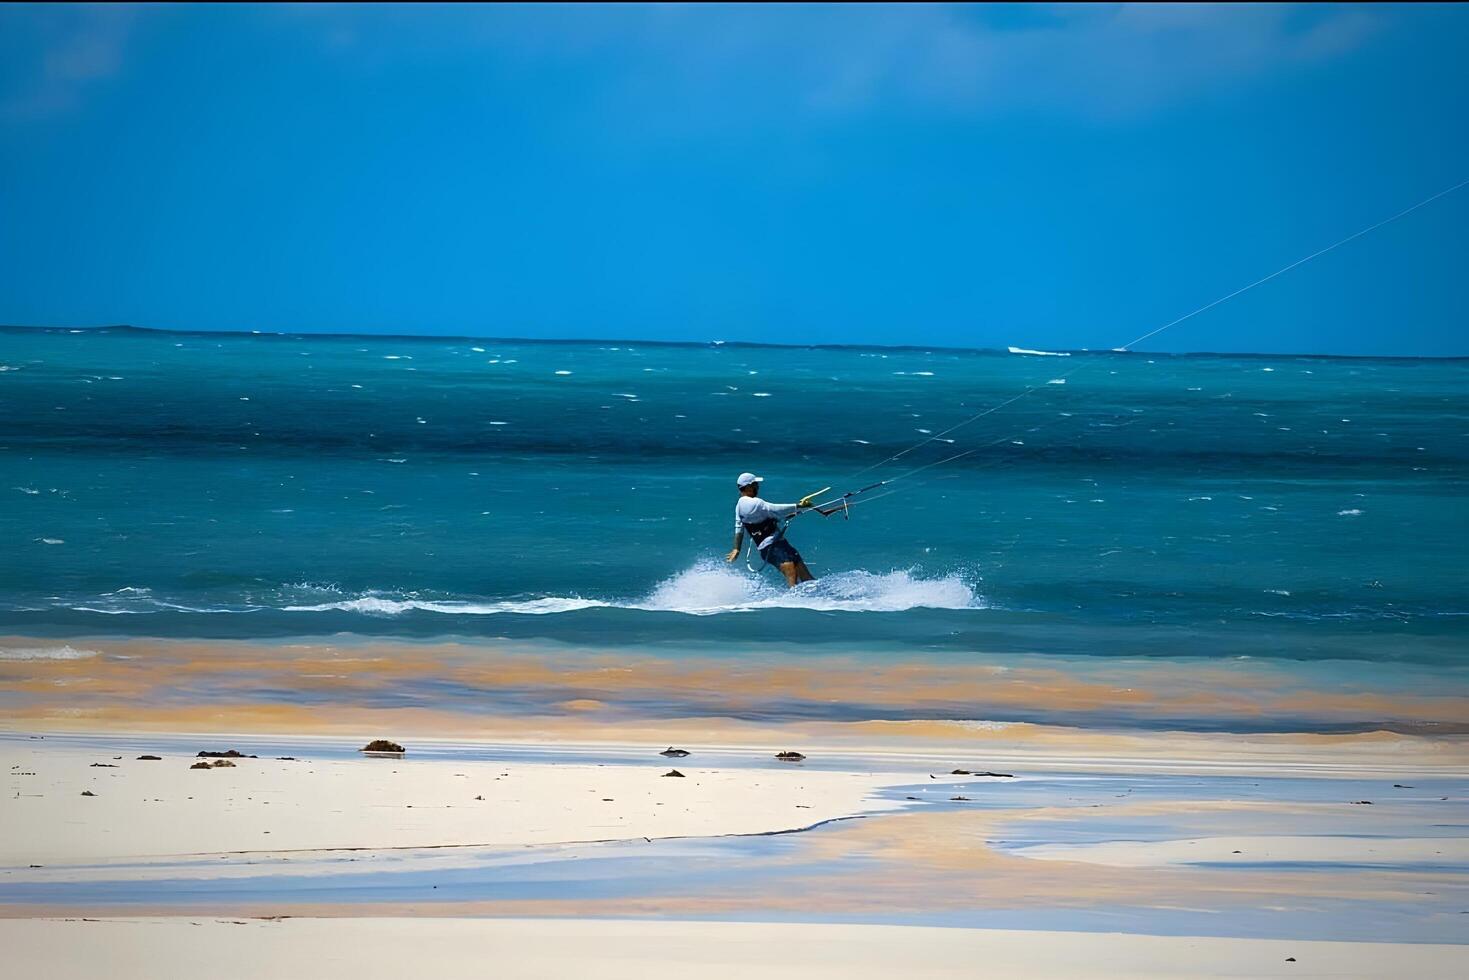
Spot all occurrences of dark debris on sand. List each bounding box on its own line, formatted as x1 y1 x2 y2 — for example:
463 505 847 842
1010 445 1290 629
662 770 686 778
197 750 256 759
360 740 406 754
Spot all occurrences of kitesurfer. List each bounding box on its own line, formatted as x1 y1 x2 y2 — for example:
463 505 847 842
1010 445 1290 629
725 472 823 587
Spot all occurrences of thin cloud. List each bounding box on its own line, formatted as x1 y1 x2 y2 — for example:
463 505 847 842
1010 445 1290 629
773 3 1385 119
283 3 1383 122
2 4 1383 123
1 4 141 119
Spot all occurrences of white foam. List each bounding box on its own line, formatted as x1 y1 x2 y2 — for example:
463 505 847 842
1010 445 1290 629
1008 347 1070 357
635 562 980 615
284 595 610 616
1337 509 1363 516
278 563 980 618
0 645 98 661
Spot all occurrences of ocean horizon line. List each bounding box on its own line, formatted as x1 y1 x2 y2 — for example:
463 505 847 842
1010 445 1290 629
3 322 1465 364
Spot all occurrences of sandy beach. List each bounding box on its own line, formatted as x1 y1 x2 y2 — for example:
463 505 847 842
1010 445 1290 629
2 739 908 866
3 714 1466 977
5 917 1466 979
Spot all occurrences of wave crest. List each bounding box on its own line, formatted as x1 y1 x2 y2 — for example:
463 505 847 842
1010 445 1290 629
278 562 979 617
39 564 981 620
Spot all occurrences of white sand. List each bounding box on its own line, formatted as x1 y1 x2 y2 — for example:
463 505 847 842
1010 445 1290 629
1013 835 1469 868
1 742 910 866
2 918 1464 979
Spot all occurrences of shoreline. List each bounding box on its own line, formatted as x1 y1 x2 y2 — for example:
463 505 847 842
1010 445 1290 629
5 633 1468 744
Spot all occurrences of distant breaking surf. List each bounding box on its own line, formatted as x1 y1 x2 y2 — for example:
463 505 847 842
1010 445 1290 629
1008 346 1071 357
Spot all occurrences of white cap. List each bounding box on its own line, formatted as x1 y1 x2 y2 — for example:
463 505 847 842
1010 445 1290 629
736 472 762 488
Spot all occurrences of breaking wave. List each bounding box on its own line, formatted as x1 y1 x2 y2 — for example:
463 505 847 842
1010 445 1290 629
41 564 981 619
280 561 980 617
636 560 980 614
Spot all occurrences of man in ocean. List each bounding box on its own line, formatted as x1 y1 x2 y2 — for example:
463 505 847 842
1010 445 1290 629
725 472 822 587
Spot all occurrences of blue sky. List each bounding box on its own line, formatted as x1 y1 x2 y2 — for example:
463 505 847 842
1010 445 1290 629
1 4 1466 355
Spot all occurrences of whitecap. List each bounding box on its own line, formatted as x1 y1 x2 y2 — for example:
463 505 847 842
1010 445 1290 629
1047 378 1065 385
1008 347 1070 357
555 370 573 376
38 537 64 544
1337 509 1363 516
751 392 772 397
13 487 39 495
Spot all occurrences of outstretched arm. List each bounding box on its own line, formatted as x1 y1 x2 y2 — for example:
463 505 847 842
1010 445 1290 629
726 530 744 562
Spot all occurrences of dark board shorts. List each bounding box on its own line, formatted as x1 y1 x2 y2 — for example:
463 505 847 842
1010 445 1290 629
761 538 802 567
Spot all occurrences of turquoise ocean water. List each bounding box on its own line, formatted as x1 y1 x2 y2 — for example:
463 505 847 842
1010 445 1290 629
3 325 1466 666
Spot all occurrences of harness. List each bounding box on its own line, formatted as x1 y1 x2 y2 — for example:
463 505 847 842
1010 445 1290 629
740 517 784 548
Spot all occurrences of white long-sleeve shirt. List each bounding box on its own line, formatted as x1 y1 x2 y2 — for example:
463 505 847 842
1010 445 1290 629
735 496 798 550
